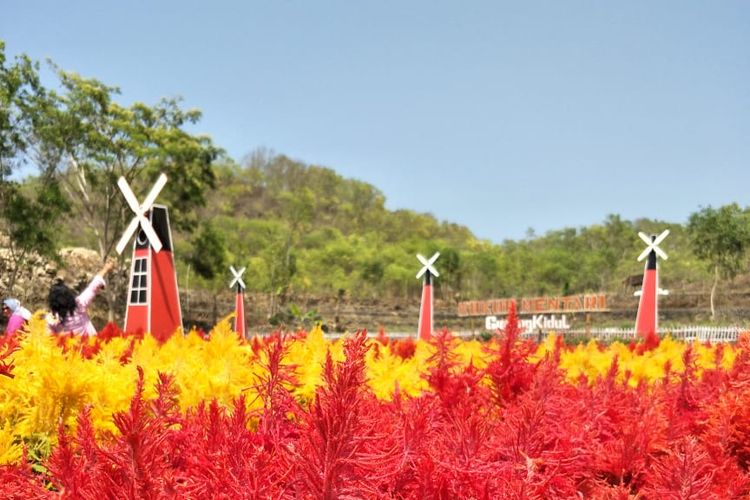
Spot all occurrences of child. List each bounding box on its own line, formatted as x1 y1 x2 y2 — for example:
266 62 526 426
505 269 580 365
47 260 114 335
2 298 32 335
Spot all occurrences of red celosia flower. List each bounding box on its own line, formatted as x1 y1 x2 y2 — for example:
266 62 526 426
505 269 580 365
392 336 416 359
0 334 20 378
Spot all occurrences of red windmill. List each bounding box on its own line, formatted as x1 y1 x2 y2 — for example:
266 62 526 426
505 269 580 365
634 230 669 337
416 252 440 341
229 265 246 338
116 173 182 339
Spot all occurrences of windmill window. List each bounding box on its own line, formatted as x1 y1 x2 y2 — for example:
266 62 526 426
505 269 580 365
130 257 148 304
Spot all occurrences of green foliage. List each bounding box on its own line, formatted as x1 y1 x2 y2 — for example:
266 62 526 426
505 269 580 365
688 204 750 280
2 180 69 259
186 222 227 281
169 153 732 307
687 204 750 319
1 42 70 292
268 303 321 329
1 44 223 315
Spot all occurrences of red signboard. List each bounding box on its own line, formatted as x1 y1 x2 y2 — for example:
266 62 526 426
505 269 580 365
457 293 608 317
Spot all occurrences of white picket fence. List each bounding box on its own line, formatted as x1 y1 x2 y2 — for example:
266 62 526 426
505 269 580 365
326 326 746 343
518 326 745 343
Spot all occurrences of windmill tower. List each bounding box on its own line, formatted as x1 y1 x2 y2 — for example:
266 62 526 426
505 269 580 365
634 230 669 337
416 252 440 341
116 173 182 338
229 265 247 338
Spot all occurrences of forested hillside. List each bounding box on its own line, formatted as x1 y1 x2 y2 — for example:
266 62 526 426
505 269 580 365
170 152 732 303
29 148 750 325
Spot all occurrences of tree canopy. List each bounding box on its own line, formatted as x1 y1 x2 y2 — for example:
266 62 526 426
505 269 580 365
688 204 750 319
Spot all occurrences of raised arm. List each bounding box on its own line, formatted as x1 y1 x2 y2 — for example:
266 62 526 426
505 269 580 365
77 260 115 309
97 260 115 279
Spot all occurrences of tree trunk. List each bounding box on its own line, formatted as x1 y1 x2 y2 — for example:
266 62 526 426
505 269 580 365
7 253 21 297
710 264 719 321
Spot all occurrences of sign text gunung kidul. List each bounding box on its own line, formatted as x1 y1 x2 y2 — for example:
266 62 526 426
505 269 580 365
457 294 608 332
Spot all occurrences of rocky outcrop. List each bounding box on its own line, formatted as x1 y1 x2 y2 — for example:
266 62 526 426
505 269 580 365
0 243 102 311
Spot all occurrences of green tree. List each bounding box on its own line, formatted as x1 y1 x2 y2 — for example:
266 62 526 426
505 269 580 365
186 221 227 281
687 204 750 320
1 40 36 177
1 180 69 294
24 62 220 318
1 41 70 294
439 246 461 301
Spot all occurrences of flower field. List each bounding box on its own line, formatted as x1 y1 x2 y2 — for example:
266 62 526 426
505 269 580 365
0 313 749 498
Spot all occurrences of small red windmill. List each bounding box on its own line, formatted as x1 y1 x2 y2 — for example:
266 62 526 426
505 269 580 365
634 230 669 337
416 252 440 341
116 173 182 339
229 265 246 338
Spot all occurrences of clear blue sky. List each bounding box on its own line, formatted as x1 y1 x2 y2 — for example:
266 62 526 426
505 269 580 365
3 1 748 243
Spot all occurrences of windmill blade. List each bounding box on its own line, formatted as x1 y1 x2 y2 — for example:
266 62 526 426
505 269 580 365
653 229 670 246
427 252 440 265
427 252 440 276
115 216 141 255
229 276 245 289
229 266 247 289
139 215 163 252
416 252 440 278
140 173 168 212
637 247 651 262
637 232 652 246
654 246 668 260
416 254 427 278
118 177 142 213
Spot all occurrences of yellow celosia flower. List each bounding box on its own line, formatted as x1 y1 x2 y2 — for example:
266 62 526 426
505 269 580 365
0 420 22 465
366 342 429 400
0 315 742 469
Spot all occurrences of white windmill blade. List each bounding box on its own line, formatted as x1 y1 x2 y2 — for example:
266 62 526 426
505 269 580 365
654 245 668 261
637 232 652 246
229 265 246 289
115 216 141 255
416 252 440 279
118 177 142 213
653 229 670 246
140 173 168 211
637 246 652 262
637 229 669 262
116 175 166 254
426 251 440 266
139 215 163 252
653 230 669 260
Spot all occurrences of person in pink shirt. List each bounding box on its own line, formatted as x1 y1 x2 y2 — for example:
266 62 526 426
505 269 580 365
3 298 32 335
47 260 114 336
